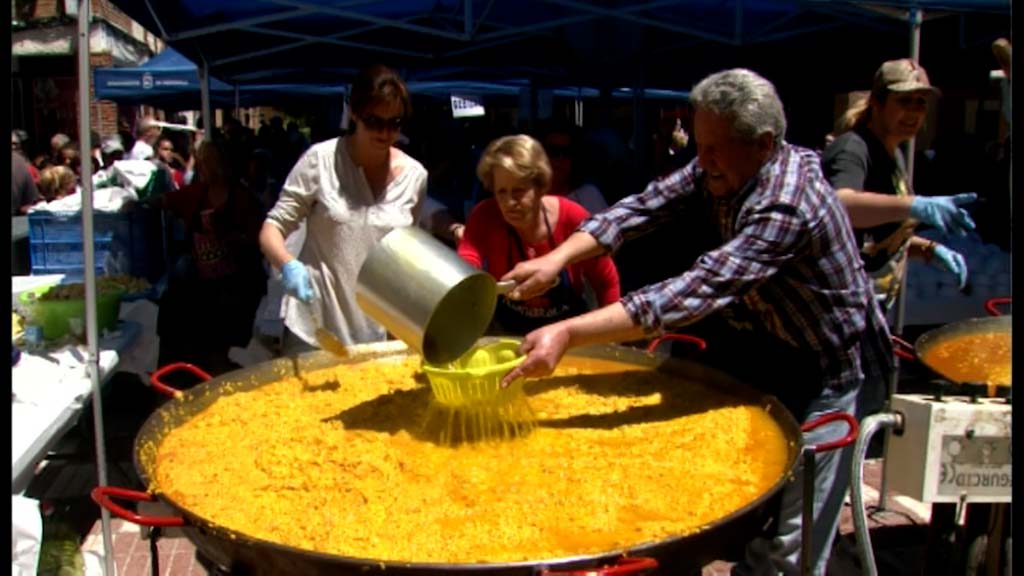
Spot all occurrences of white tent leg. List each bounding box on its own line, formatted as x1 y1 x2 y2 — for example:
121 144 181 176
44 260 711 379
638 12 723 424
77 1 115 574
877 5 923 514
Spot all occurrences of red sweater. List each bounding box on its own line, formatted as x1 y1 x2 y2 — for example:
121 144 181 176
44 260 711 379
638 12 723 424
457 196 620 306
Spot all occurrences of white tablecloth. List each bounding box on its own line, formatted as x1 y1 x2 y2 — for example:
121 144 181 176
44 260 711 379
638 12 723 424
11 322 141 494
11 275 156 494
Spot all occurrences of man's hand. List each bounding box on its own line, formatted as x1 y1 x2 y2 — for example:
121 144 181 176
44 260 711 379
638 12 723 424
909 193 978 236
500 323 572 387
501 253 564 301
932 244 969 290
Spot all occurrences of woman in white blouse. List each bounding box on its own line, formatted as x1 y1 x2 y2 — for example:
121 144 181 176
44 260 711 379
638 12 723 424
259 65 427 354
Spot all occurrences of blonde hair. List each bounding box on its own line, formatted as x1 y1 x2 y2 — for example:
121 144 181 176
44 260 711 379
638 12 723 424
37 165 76 201
832 92 871 137
476 134 552 193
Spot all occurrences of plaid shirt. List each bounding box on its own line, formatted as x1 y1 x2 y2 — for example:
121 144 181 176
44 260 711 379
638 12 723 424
580 143 893 390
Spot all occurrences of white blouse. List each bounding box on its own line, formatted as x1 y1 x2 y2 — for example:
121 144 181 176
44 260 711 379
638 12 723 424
266 136 427 346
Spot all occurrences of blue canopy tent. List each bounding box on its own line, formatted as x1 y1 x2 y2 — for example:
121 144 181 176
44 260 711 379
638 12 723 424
99 1 1009 89
99 0 1009 146
407 79 689 100
93 46 236 110
95 47 352 110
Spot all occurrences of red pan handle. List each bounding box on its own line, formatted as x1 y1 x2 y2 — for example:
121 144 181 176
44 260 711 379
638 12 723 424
541 557 659 575
150 362 212 398
800 411 859 453
890 336 916 362
984 297 1011 317
91 486 186 527
646 333 707 354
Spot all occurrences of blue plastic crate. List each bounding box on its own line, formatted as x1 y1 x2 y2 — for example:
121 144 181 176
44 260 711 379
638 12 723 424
28 209 166 282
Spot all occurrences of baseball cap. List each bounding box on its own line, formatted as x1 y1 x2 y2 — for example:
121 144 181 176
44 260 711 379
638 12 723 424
101 135 125 155
873 59 940 96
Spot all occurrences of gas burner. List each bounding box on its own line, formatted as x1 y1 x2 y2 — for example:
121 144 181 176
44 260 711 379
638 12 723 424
923 379 1011 404
886 392 1012 504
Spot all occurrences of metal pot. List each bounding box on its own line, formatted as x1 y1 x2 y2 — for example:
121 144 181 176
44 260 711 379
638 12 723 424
355 226 501 365
93 338 856 576
892 297 1012 398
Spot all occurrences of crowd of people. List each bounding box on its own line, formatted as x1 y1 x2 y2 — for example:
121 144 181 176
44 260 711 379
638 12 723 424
8 46 1011 573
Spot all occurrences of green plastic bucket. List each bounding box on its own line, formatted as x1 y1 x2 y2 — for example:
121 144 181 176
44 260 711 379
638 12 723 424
18 284 125 340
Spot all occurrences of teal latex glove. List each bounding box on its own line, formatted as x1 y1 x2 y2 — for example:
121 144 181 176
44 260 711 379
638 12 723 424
281 259 314 303
909 193 978 236
932 244 968 290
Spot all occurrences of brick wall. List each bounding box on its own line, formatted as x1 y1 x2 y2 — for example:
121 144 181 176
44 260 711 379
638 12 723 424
93 0 133 35
21 0 160 138
89 52 120 136
29 0 132 28
31 0 60 19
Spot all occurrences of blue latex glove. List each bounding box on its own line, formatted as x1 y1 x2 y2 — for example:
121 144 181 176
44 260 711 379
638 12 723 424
909 193 978 236
281 259 314 303
932 244 968 290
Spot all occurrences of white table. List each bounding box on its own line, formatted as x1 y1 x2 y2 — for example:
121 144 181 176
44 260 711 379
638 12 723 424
11 321 141 494
11 274 150 494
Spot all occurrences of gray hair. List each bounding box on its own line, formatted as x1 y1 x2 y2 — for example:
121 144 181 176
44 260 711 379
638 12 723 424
690 68 787 146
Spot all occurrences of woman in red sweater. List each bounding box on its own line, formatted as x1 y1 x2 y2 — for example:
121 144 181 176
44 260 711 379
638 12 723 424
458 134 620 335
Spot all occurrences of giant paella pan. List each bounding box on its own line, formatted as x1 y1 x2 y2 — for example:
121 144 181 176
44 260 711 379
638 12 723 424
94 337 856 575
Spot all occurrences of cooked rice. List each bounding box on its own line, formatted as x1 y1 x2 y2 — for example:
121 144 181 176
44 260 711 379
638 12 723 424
152 355 791 563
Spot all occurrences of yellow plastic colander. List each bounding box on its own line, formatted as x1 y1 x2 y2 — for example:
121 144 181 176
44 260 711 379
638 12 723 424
421 339 526 407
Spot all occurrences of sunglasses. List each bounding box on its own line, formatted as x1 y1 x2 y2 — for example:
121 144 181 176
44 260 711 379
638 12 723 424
360 114 403 132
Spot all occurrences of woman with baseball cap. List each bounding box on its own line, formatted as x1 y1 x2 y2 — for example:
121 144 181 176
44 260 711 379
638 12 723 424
822 58 976 312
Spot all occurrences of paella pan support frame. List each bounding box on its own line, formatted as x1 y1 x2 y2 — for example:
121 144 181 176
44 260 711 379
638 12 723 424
799 412 859 576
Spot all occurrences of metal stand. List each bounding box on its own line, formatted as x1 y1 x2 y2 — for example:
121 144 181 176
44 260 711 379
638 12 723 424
801 447 816 576
150 526 162 576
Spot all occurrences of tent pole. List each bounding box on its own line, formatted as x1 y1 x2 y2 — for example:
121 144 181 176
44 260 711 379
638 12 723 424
575 87 583 127
877 5 923 515
78 1 115 574
200 62 212 141
632 75 645 176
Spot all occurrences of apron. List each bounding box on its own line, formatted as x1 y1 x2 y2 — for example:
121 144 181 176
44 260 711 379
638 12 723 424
860 154 917 312
491 209 589 335
192 207 239 280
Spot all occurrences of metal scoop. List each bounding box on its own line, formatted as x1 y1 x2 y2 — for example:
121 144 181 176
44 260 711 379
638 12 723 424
302 296 348 358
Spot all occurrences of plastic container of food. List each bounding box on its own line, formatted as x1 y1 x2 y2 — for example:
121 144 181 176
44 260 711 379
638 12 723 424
17 283 125 340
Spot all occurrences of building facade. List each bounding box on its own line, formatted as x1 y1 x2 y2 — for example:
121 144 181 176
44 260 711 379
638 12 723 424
12 0 160 156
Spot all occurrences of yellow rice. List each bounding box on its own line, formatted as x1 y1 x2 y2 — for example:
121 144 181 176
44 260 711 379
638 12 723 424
152 355 791 563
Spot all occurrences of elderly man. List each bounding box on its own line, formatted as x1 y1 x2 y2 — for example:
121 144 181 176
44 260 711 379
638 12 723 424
502 68 893 575
127 117 161 161
49 132 70 165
